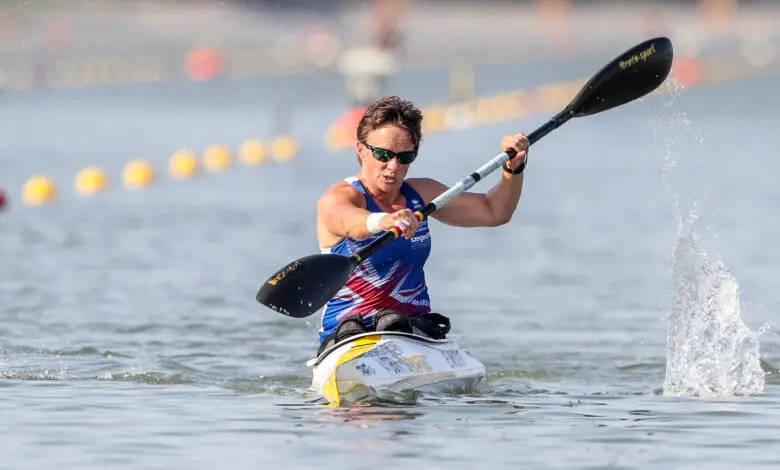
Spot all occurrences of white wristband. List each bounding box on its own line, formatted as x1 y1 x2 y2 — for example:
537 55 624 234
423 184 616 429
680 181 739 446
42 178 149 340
366 212 387 235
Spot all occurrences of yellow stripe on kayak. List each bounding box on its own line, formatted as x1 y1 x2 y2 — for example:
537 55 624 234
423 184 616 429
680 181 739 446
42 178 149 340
322 335 380 407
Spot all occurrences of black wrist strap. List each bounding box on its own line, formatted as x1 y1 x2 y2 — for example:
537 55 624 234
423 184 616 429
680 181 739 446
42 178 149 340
503 159 526 175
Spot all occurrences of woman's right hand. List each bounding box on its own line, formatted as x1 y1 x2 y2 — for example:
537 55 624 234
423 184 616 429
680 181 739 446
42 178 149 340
381 208 420 239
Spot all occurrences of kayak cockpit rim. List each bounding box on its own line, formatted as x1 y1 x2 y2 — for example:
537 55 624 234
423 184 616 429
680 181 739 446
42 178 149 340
306 331 464 367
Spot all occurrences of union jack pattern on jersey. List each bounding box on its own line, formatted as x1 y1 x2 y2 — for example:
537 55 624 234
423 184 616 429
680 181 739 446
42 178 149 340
318 177 432 342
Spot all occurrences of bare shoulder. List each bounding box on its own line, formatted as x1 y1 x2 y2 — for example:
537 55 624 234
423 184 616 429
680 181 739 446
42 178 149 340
317 180 366 211
405 177 448 204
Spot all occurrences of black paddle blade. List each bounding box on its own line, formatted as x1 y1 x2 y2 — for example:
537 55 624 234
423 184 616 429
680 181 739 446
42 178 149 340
569 37 674 118
255 254 357 318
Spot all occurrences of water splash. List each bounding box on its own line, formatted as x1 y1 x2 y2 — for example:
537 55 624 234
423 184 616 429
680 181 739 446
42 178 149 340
663 223 765 397
651 77 715 228
651 77 766 398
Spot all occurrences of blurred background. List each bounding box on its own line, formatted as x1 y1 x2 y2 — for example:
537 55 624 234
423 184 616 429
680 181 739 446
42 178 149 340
0 0 779 208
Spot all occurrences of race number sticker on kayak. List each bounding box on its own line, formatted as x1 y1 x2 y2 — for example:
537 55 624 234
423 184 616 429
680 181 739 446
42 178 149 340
367 351 433 376
440 349 465 368
399 354 433 374
377 354 432 375
376 355 404 375
363 342 403 358
355 362 376 377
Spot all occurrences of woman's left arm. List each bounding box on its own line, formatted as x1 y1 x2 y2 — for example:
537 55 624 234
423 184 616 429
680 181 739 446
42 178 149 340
406 133 529 228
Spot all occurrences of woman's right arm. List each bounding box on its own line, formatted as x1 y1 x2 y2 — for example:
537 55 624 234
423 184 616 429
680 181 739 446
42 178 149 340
317 184 377 241
317 184 420 242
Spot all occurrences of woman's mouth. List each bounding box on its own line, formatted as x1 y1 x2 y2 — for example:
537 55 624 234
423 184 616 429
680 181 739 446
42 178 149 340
382 175 396 184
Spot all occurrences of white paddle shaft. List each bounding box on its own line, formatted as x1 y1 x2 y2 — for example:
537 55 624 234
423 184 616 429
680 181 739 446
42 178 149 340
428 151 514 211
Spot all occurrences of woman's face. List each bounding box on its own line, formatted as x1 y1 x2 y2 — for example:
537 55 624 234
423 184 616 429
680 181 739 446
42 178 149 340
358 124 417 195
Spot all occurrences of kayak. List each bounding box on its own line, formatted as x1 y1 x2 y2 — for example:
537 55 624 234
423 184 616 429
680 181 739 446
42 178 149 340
307 331 486 406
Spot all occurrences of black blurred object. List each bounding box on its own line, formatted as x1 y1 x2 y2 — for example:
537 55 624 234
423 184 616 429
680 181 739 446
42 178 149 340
374 310 414 334
375 24 403 53
409 313 451 340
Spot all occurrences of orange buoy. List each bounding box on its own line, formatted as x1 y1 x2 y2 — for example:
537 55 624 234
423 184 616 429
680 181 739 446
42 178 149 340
671 57 702 88
185 48 224 81
326 106 365 151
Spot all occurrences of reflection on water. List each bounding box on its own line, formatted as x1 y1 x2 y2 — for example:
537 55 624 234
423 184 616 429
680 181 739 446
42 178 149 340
318 402 426 425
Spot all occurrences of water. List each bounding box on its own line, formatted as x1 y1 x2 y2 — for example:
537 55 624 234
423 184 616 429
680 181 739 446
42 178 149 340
664 226 766 397
653 80 769 398
1 63 779 468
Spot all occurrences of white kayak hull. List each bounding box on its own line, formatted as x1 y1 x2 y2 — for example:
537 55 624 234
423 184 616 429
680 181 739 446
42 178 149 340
307 331 486 406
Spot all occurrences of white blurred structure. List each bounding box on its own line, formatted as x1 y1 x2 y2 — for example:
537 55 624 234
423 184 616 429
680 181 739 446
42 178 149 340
0 0 778 97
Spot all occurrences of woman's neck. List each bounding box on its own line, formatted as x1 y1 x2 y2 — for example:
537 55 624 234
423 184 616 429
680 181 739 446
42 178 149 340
359 176 400 208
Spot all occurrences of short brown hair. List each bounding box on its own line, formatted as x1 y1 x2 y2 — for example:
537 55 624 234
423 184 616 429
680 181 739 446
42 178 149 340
357 96 423 150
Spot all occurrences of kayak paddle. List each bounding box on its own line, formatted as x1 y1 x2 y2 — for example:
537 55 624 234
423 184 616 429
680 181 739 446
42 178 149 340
256 36 674 318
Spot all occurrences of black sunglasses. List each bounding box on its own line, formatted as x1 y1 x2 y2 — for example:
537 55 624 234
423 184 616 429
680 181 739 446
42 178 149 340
362 142 418 165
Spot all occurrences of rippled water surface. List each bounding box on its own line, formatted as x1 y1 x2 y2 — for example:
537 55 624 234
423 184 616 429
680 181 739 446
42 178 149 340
1 64 779 469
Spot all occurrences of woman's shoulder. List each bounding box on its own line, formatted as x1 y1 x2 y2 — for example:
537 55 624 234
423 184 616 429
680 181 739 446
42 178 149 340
318 179 366 208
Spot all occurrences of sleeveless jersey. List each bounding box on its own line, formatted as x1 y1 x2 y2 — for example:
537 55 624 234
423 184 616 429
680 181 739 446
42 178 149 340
318 177 432 342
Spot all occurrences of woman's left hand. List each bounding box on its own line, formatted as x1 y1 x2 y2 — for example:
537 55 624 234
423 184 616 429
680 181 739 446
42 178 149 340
501 133 529 171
